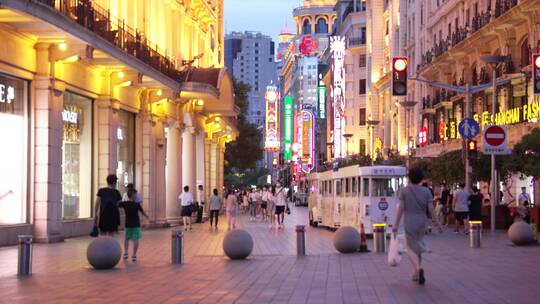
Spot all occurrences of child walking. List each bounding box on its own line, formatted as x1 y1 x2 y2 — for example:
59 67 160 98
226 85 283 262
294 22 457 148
118 188 148 261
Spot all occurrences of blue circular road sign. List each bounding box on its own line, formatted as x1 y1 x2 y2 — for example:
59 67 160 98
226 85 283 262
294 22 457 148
458 118 480 139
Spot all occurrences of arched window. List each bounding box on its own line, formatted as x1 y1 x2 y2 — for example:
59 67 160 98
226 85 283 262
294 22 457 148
302 19 311 35
521 38 531 68
315 18 328 34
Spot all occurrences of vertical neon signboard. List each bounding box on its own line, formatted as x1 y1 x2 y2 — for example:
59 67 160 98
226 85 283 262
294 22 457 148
330 36 346 159
301 110 315 173
318 83 327 119
264 86 279 151
283 96 293 160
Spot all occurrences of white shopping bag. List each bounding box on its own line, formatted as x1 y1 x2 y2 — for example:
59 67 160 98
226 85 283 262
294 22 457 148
387 234 402 267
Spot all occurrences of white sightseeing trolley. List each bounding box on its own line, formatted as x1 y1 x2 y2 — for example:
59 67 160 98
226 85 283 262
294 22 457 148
307 165 406 234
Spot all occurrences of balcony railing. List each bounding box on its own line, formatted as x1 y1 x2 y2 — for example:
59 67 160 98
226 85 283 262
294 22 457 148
36 0 188 83
419 0 520 71
348 37 366 47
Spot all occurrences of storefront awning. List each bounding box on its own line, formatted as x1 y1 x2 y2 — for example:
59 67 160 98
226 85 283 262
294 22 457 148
179 68 237 116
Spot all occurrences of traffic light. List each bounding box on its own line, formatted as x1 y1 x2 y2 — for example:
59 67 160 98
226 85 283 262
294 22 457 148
533 53 540 94
467 139 477 152
392 57 408 96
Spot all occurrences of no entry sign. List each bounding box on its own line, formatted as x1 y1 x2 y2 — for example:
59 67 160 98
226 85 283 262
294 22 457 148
483 125 509 155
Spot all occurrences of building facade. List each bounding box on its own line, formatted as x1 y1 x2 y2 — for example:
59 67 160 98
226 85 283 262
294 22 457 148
280 0 336 181
0 0 237 246
412 0 540 203
225 31 277 126
331 0 368 157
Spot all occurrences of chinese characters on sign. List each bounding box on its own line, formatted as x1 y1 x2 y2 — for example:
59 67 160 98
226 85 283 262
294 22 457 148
283 96 294 161
330 36 346 159
301 110 315 173
264 86 279 151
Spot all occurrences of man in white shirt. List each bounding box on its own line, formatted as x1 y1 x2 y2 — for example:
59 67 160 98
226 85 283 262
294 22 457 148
249 189 261 221
452 183 470 234
518 187 532 207
179 186 194 231
274 182 288 228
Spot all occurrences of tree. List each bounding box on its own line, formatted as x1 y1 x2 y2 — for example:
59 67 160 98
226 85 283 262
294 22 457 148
224 79 263 174
501 127 540 180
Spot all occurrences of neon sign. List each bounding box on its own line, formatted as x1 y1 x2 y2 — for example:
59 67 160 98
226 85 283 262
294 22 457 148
318 83 327 119
330 36 346 159
301 110 315 173
418 128 428 146
264 86 279 151
283 96 294 161
300 35 319 55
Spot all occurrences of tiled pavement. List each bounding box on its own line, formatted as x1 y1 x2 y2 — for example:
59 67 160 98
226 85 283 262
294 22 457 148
1 207 539 304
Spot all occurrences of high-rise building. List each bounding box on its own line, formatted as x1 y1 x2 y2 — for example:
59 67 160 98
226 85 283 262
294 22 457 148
225 31 278 126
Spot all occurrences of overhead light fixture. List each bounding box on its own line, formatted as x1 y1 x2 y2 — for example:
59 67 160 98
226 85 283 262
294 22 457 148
197 99 204 106
156 89 163 96
117 71 125 78
58 42 68 51
215 116 221 122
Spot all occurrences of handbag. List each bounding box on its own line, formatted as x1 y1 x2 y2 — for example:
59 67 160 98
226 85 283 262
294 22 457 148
388 234 402 266
286 206 291 214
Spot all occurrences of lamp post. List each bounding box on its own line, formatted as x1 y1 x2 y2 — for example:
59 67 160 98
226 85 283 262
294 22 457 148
481 54 506 233
343 133 353 158
367 119 380 166
399 101 418 170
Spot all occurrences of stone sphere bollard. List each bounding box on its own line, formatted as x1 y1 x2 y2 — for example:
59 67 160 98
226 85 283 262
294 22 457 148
333 226 361 254
87 236 122 269
223 229 254 260
508 221 534 246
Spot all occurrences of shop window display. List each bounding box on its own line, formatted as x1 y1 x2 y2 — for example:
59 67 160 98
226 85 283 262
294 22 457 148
62 92 92 219
117 110 135 194
0 74 28 225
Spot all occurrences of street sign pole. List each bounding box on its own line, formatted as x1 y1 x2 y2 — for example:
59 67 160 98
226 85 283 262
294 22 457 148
465 84 471 191
491 68 497 233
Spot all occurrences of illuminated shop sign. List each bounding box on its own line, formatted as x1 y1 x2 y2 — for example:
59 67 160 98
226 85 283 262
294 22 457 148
0 83 15 104
418 128 428 146
283 96 294 161
300 35 319 55
63 104 83 143
301 110 315 173
264 86 279 151
330 36 346 158
318 83 327 119
473 101 540 128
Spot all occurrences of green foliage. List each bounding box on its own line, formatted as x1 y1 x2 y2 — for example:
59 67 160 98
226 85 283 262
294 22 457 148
412 150 464 185
224 79 263 174
501 127 540 179
224 167 270 188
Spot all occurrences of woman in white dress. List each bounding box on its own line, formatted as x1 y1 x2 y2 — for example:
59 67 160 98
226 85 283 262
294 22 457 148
393 167 442 285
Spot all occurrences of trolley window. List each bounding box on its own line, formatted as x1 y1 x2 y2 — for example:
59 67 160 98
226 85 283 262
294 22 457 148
362 178 370 196
345 178 350 196
329 180 333 194
372 178 396 197
336 179 342 196
352 177 357 195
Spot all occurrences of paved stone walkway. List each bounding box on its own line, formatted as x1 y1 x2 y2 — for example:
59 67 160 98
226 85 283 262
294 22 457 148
0 207 539 304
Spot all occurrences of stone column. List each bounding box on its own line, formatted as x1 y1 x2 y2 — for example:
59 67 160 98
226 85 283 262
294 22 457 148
182 126 197 194
33 44 64 242
96 98 119 188
166 121 182 224
217 142 225 195
210 140 218 193
141 114 156 225
204 137 212 200
153 119 167 225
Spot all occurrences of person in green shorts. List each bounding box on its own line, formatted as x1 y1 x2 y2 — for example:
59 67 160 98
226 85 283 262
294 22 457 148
118 188 148 261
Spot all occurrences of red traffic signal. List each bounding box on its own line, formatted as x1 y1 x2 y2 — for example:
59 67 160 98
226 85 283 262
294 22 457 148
467 139 477 152
533 53 540 94
392 57 408 96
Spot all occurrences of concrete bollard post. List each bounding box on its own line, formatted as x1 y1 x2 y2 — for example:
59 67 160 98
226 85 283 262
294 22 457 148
171 230 184 264
18 235 33 276
296 225 306 256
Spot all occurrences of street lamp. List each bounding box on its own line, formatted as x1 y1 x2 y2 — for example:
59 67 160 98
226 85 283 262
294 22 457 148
343 133 353 158
367 119 380 166
399 101 418 170
481 54 506 233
